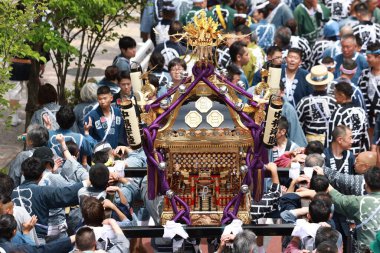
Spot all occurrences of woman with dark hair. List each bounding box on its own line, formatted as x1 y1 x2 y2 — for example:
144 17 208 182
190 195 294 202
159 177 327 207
29 83 60 130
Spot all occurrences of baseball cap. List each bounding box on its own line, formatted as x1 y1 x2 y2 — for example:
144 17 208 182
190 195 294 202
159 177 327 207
32 146 54 168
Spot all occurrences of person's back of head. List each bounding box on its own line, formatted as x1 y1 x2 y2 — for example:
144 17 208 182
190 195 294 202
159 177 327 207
148 74 160 89
66 141 79 158
56 105 76 130
80 82 98 103
355 2 370 19
149 51 166 71
233 230 257 253
315 226 342 250
305 141 324 155
26 124 49 148
342 58 357 72
310 175 329 192
313 192 333 211
274 26 291 48
316 241 338 253
89 163 109 190
305 153 325 168
0 214 17 241
80 196 105 227
38 83 57 105
308 198 331 223
321 56 335 65
104 65 119 82
335 81 353 99
76 226 96 251
168 21 183 38
0 194 13 215
285 19 297 35
119 36 136 50
364 166 380 192
0 174 14 198
331 125 349 142
32 146 54 170
21 157 44 182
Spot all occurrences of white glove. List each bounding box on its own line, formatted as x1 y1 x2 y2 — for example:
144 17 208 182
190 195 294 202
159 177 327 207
222 219 243 236
163 220 189 239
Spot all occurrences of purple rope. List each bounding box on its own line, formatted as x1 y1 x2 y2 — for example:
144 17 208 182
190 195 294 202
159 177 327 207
215 73 258 106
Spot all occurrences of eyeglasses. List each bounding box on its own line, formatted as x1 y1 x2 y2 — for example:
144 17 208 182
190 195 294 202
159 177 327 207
170 67 184 73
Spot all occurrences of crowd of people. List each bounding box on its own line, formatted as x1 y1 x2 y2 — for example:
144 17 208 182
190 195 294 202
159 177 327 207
4 0 380 252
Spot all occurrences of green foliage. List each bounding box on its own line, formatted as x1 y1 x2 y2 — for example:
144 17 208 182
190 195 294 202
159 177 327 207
0 0 47 118
45 0 139 104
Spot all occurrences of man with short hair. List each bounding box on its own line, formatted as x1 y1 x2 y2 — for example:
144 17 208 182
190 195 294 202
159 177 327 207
281 48 313 107
85 86 127 149
285 198 333 252
229 40 250 90
112 36 136 74
269 117 299 162
333 34 368 84
327 81 370 155
8 125 49 187
324 125 355 175
274 26 312 70
296 65 337 143
251 45 282 86
48 105 95 158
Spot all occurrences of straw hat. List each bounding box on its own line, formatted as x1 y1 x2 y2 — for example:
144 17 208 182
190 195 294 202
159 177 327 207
306 65 334 86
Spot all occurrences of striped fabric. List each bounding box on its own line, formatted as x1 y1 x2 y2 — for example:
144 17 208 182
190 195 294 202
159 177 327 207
352 22 380 51
296 93 338 135
310 40 334 68
357 68 380 125
323 0 351 21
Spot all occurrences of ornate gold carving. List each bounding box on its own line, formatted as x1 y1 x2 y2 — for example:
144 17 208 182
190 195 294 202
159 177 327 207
206 110 224 128
195 97 213 113
185 111 203 128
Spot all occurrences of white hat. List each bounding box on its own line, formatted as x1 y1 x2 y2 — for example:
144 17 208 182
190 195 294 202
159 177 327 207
306 65 334 86
256 1 269 10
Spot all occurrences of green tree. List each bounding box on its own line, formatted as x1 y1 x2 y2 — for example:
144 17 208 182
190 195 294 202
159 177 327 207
0 0 46 122
46 0 139 104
